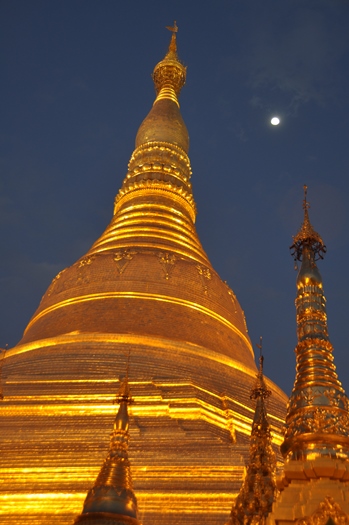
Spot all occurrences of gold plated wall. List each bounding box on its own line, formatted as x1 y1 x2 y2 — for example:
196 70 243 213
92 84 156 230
0 339 286 525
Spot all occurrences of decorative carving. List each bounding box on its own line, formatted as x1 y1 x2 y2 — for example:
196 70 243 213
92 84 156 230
113 249 137 275
78 256 94 268
285 407 349 438
157 252 176 279
323 388 342 407
196 265 212 295
47 268 66 297
296 496 349 525
114 177 196 223
242 310 249 333
76 256 95 286
224 281 238 313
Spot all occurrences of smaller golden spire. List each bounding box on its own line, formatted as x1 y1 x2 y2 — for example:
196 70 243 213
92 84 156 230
290 185 326 262
250 337 271 402
226 343 276 525
282 187 349 461
74 375 141 525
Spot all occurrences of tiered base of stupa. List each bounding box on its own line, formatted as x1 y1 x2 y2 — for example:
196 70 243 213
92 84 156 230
0 338 286 525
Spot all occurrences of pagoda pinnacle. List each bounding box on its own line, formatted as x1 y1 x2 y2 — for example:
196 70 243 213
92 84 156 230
281 187 349 461
135 22 188 152
290 185 326 262
152 21 186 107
227 345 276 525
88 24 210 264
74 377 141 525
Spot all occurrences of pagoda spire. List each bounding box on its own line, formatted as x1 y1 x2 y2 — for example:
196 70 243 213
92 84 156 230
227 342 276 525
74 376 141 525
282 185 349 461
87 23 210 265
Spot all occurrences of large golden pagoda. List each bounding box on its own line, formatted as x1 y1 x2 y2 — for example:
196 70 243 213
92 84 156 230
267 187 349 524
0 26 287 525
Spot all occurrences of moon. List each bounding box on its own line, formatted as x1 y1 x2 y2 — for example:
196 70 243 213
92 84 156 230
271 116 280 126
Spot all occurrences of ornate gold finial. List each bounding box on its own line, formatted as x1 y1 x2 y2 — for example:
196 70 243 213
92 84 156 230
282 192 349 461
250 337 271 401
166 21 178 55
166 21 178 32
227 344 276 525
290 185 326 262
152 22 186 104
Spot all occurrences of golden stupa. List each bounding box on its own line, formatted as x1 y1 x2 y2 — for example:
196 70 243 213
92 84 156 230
267 187 349 524
0 26 287 525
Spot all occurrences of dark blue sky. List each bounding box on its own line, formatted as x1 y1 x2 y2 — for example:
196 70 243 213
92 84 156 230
1 0 349 395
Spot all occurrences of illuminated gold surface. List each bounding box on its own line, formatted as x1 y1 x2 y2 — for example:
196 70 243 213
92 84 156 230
74 378 140 524
294 496 349 525
0 27 287 525
268 192 349 523
283 203 349 461
227 357 276 524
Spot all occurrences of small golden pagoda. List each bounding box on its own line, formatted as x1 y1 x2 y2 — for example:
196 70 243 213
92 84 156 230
0 26 287 525
226 348 277 525
267 187 349 524
74 377 141 525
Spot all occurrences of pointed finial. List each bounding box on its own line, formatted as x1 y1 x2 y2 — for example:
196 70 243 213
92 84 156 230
290 185 326 262
116 349 131 404
152 22 186 102
165 21 178 55
227 342 276 524
165 21 178 56
250 337 271 400
166 21 178 33
303 183 308 207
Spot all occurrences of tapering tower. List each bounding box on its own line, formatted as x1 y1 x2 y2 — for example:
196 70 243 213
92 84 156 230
268 187 349 524
74 378 141 525
0 26 287 525
226 346 276 525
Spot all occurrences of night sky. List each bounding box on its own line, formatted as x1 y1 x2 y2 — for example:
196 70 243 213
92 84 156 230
1 0 349 396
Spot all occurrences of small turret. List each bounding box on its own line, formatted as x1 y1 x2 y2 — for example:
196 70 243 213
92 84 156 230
74 377 141 525
227 343 276 525
267 187 349 524
282 186 349 461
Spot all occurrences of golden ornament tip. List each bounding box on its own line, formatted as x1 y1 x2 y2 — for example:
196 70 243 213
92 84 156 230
290 185 326 262
166 21 178 33
250 339 271 400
